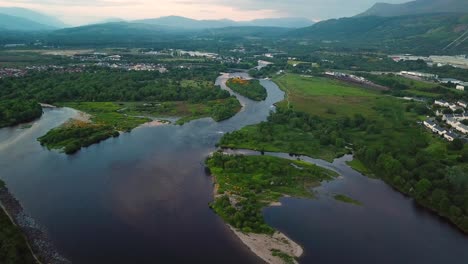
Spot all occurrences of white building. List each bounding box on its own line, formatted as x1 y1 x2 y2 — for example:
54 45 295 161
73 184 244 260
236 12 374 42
444 132 458 142
458 101 467 108
456 85 465 91
434 100 450 107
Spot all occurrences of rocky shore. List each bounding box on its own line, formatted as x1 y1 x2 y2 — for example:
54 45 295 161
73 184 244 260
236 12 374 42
0 186 70 264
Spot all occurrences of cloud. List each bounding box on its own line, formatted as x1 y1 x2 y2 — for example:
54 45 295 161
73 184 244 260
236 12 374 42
0 0 411 25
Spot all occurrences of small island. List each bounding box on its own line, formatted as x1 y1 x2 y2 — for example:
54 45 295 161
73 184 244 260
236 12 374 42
206 152 337 264
226 77 268 101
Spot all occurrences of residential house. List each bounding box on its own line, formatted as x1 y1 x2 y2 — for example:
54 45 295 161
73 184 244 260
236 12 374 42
458 101 467 108
434 100 450 107
444 132 458 142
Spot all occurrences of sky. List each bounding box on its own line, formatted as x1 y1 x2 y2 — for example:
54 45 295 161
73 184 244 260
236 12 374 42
0 0 411 25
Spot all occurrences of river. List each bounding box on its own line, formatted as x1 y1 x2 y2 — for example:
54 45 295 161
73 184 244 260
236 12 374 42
0 73 467 264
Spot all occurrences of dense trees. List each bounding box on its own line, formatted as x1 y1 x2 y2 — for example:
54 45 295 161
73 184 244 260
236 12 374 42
226 78 267 101
0 99 42 128
221 102 468 233
0 67 230 104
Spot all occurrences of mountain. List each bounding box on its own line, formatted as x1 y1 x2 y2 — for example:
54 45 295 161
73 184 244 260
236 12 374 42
133 16 313 29
46 22 184 45
0 7 67 28
244 18 314 28
289 13 468 53
0 13 55 31
357 0 468 17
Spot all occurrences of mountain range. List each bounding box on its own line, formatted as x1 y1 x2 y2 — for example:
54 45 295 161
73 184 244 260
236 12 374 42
133 16 314 29
357 0 468 17
0 7 67 29
0 0 466 53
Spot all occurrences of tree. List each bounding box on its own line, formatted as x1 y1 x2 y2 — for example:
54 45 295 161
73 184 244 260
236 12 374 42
415 178 432 200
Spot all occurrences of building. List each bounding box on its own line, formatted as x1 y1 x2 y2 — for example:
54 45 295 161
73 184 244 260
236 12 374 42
458 101 467 108
434 100 450 107
453 123 468 134
456 85 465 91
432 126 447 135
444 132 458 142
399 71 438 79
424 120 436 129
439 78 463 84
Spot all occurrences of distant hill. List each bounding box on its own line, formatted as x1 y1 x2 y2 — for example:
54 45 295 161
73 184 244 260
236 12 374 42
357 0 468 17
46 22 184 45
0 13 55 31
0 7 67 28
289 13 468 53
133 16 313 29
199 26 292 39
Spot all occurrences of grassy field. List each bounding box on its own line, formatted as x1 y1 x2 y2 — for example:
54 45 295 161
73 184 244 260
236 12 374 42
274 74 381 118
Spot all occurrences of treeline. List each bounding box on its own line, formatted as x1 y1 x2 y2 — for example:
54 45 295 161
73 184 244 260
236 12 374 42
0 99 42 128
226 78 267 101
358 73 467 101
0 66 230 104
221 105 468 232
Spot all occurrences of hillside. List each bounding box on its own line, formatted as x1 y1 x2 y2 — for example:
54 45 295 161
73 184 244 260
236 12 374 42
290 13 468 54
0 13 54 31
357 0 468 17
0 7 67 28
46 22 183 45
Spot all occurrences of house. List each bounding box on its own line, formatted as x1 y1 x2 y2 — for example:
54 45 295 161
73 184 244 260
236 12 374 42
424 120 436 129
458 101 467 108
434 100 450 107
434 126 447 135
456 85 465 91
444 132 458 142
439 78 463 84
432 125 447 135
449 104 459 111
453 123 468 134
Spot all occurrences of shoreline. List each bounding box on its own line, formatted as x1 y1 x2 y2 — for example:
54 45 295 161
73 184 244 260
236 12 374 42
212 180 303 264
229 225 303 264
0 186 70 264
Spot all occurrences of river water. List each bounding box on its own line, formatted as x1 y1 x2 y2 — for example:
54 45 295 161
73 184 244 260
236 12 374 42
0 73 467 264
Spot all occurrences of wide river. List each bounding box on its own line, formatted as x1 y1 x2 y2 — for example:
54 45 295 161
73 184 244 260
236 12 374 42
0 73 467 264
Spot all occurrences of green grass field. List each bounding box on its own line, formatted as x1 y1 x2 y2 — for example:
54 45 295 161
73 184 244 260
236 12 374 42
273 74 383 118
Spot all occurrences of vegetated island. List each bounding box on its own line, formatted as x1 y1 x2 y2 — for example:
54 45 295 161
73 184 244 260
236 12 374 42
334 194 362 206
226 77 267 101
206 152 337 264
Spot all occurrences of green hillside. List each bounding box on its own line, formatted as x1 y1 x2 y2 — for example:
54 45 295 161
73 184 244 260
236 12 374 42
290 13 468 54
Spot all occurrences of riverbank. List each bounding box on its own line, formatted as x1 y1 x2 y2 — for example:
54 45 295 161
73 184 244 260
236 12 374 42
229 225 303 264
0 185 70 264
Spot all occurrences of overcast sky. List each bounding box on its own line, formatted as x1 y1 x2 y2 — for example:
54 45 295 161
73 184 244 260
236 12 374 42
0 0 411 25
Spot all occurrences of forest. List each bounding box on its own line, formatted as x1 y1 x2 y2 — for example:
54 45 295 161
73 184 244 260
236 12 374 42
0 99 42 128
220 104 468 233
